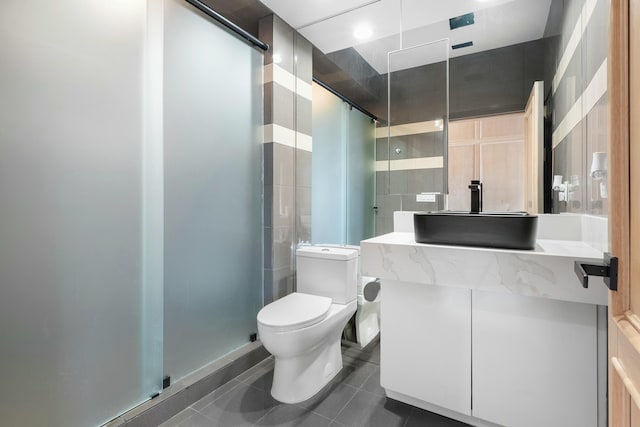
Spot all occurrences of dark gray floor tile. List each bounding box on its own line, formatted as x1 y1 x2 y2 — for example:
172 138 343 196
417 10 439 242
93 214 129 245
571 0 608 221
236 357 273 381
160 408 219 427
175 411 222 427
334 357 378 389
159 408 199 427
341 339 381 366
197 383 280 426
297 381 358 420
405 407 471 427
334 390 412 427
253 404 332 427
360 367 384 396
125 389 189 427
191 379 243 412
186 364 241 407
237 358 275 392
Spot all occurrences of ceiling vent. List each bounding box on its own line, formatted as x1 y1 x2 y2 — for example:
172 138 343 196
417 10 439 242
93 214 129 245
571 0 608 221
449 12 475 30
452 41 474 50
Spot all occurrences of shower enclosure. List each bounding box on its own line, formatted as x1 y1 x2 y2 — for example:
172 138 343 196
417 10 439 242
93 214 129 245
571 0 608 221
0 1 264 425
311 82 376 246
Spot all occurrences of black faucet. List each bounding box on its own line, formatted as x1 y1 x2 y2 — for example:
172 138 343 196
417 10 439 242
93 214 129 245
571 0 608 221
469 180 483 214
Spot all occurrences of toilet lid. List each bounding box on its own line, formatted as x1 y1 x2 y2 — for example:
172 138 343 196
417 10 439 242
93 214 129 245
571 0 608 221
257 292 332 332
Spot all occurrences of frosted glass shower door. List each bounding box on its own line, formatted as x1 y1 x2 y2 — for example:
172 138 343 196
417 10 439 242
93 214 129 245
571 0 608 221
163 0 264 381
312 83 348 244
0 1 162 426
346 109 376 245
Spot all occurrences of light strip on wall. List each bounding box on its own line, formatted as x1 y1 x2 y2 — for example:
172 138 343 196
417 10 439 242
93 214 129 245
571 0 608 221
264 63 313 101
375 119 444 138
264 124 313 152
375 156 444 171
552 0 598 95
552 59 607 148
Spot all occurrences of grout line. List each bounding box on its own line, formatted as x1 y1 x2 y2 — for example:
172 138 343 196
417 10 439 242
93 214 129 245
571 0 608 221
251 406 277 426
189 379 243 413
188 407 219 426
330 384 361 423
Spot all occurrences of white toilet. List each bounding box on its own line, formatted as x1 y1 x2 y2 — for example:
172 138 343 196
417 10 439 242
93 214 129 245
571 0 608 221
257 246 358 403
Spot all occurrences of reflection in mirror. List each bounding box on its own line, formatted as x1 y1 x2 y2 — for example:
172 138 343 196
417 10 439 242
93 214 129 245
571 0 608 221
310 82 376 246
386 39 449 217
271 0 612 237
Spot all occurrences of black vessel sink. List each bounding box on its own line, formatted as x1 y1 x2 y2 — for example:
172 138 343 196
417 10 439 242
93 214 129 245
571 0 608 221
414 211 538 250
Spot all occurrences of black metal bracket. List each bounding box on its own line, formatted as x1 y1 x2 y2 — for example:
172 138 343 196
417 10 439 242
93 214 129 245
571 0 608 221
574 252 618 291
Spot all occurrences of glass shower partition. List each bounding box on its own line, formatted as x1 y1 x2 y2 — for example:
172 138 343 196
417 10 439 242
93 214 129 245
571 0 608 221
387 39 450 215
163 0 264 382
0 1 163 425
346 108 376 245
311 82 376 246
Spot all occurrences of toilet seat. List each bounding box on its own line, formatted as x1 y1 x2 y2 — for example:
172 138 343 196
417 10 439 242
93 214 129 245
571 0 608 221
257 292 332 332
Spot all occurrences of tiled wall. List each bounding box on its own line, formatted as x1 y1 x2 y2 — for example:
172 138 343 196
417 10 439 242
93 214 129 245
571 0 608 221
259 15 313 304
550 0 610 216
374 121 445 235
373 38 551 235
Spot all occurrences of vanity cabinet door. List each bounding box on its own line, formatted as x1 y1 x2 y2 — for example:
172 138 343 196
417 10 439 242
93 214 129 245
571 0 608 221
381 280 472 415
472 291 599 427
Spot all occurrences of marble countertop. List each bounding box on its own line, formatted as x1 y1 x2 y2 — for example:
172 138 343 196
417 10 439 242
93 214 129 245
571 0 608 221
361 232 608 305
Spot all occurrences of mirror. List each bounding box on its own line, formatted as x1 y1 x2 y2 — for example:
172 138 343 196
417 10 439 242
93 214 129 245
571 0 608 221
292 0 609 234
281 0 610 240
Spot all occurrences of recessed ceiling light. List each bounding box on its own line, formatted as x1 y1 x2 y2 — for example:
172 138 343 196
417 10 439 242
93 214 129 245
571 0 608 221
353 25 373 40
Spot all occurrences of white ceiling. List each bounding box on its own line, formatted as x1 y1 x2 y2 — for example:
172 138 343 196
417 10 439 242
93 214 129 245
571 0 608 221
259 0 552 73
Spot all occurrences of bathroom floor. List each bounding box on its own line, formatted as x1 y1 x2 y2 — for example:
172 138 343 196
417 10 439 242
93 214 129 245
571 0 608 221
160 339 469 427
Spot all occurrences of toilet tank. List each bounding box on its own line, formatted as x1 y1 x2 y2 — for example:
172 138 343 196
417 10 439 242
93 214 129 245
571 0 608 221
296 246 358 304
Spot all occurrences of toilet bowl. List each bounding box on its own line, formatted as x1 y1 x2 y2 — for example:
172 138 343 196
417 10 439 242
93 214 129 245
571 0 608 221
257 246 359 403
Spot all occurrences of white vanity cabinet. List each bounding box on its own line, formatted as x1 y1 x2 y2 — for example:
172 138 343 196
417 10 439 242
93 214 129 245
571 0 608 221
472 291 598 427
362 232 608 427
381 280 471 416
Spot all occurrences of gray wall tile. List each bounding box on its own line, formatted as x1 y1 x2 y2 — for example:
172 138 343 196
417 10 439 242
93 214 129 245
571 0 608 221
376 138 389 161
271 83 295 130
273 143 294 186
264 227 273 269
272 15 295 74
264 185 273 227
583 0 609 82
296 95 312 136
407 168 444 194
271 266 295 300
263 83 273 126
296 149 312 188
263 270 274 305
263 143 273 185
296 186 312 243
272 185 294 228
389 170 408 195
272 226 293 269
295 35 313 84
376 171 388 195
